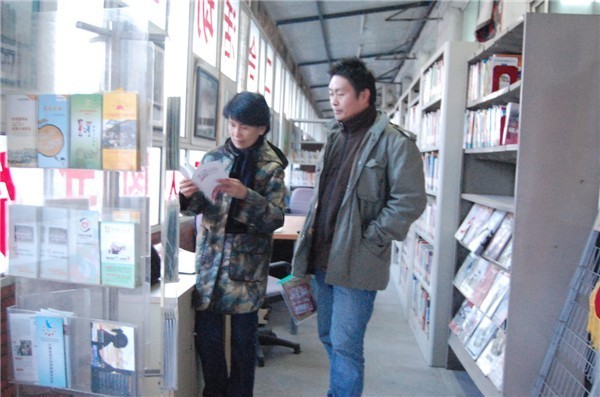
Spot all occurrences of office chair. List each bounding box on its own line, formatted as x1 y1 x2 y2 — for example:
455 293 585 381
256 261 301 367
288 187 314 214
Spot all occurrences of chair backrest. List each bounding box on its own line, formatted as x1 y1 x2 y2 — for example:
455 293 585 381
289 187 314 214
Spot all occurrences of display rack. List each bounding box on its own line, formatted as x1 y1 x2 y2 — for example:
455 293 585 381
2 4 162 396
392 41 479 367
449 13 600 396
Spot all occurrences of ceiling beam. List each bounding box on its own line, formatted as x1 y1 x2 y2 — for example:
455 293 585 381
299 49 410 67
276 1 434 26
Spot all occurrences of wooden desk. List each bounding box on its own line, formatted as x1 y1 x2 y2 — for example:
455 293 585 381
273 215 305 241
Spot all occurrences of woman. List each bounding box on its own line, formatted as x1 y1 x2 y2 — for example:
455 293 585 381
179 92 288 397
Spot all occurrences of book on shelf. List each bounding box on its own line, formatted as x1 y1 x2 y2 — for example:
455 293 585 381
102 90 140 171
502 102 519 145
455 203 493 244
91 320 137 396
489 54 522 93
70 209 101 284
39 206 72 281
34 315 68 388
8 311 38 383
466 209 507 255
479 271 510 316
70 93 102 169
6 94 38 167
465 315 498 360
37 94 70 168
100 220 139 288
8 204 41 278
482 213 513 262
476 327 506 389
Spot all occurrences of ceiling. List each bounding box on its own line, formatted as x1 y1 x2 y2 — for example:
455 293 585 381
260 0 438 118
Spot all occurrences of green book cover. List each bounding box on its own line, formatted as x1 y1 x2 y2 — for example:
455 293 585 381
70 93 102 169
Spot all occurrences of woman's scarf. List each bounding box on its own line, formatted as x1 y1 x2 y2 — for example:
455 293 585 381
224 135 264 233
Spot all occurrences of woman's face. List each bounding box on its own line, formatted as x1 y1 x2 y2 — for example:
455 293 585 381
228 119 266 149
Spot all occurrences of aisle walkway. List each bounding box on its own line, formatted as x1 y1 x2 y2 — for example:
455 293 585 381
254 281 482 397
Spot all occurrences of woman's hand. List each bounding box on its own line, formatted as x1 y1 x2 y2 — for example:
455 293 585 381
179 178 199 198
214 178 248 200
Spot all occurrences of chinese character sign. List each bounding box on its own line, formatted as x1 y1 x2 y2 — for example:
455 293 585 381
264 44 274 105
193 0 219 67
221 0 239 81
247 21 260 92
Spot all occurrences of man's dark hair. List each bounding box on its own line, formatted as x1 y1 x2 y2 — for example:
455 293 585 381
328 57 376 107
223 91 271 134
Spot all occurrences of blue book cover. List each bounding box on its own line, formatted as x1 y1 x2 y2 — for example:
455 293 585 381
37 94 69 168
35 315 67 388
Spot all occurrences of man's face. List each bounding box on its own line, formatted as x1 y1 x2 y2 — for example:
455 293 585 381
328 75 370 122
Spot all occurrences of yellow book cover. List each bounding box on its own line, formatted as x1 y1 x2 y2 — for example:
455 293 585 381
102 90 140 171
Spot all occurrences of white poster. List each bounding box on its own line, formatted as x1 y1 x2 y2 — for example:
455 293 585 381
220 0 239 81
264 44 274 106
246 21 260 92
193 0 219 67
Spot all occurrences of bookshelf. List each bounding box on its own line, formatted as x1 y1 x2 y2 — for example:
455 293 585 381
2 5 164 396
391 41 479 367
449 13 600 396
288 120 325 189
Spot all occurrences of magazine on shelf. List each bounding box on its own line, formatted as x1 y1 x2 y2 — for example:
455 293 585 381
278 275 317 324
39 206 71 281
456 306 485 345
491 292 509 328
476 327 506 386
449 299 474 337
100 220 139 288
91 320 137 396
6 94 38 167
465 316 498 359
469 264 499 307
496 238 513 269
37 94 69 168
69 209 101 284
480 271 510 316
102 90 140 171
453 253 479 290
455 204 487 241
70 93 102 169
8 204 41 278
482 213 513 262
34 315 67 388
8 312 38 383
461 206 494 248
457 256 491 303
466 209 507 255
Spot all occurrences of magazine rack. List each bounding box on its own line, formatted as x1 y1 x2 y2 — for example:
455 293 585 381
3 4 162 396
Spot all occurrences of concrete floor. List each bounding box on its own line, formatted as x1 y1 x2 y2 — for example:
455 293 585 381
254 281 483 397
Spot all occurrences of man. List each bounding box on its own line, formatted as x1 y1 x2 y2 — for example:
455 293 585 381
292 58 427 397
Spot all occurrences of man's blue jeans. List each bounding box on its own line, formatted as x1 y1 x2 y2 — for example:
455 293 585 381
314 270 377 397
